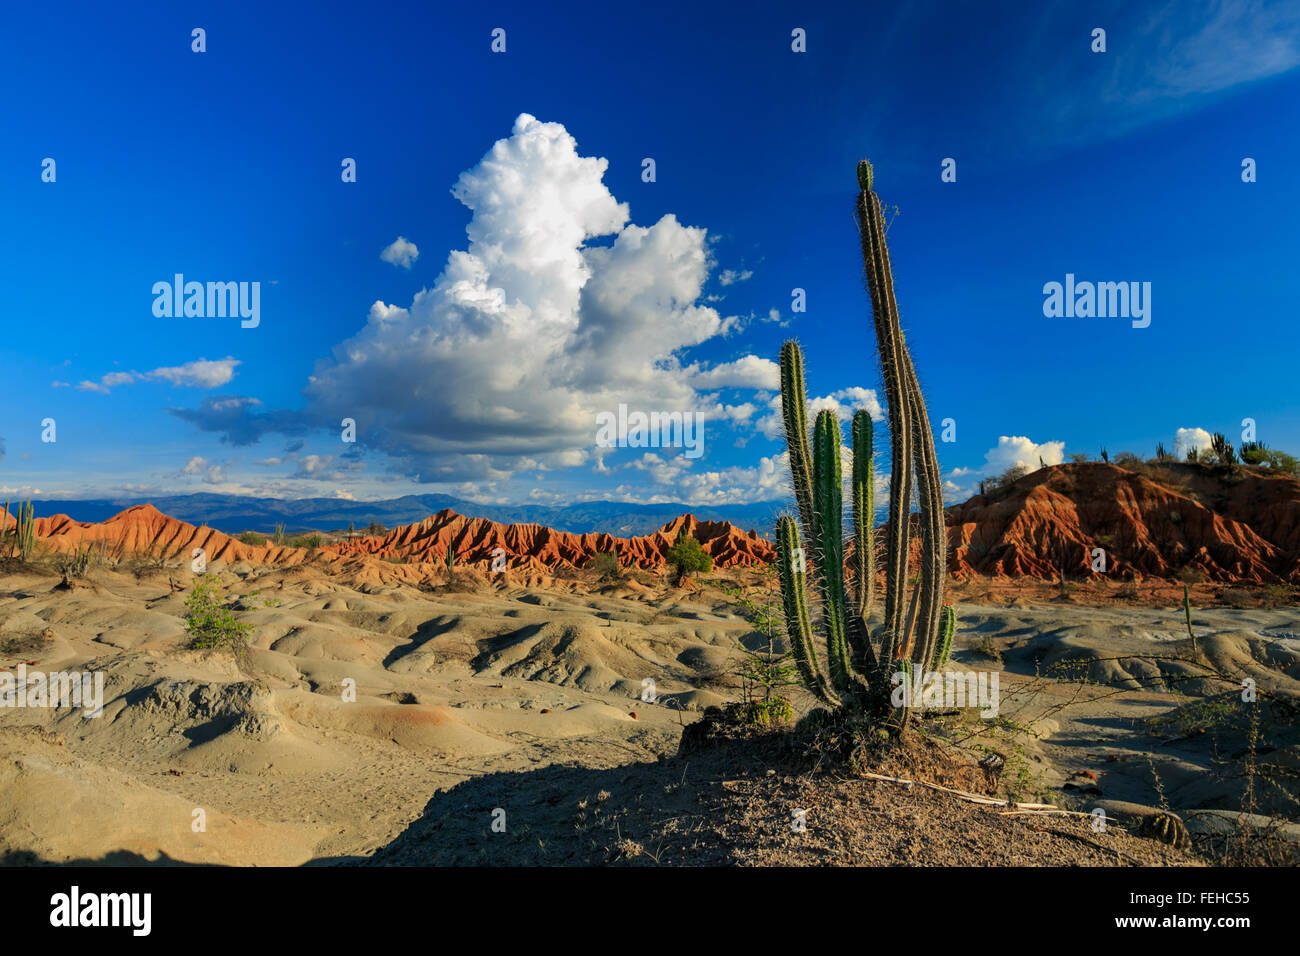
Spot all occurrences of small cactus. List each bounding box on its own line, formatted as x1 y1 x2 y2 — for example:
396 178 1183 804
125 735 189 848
930 605 956 669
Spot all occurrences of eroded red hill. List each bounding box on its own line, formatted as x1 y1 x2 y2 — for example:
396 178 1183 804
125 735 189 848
3 503 775 576
944 462 1300 584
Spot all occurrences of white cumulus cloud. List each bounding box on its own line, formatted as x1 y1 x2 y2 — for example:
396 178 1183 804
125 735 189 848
380 236 420 269
981 435 1066 474
1174 426 1214 459
687 355 779 390
296 113 762 483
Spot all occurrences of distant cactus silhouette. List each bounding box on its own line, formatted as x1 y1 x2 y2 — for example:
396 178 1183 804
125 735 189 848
1210 432 1237 466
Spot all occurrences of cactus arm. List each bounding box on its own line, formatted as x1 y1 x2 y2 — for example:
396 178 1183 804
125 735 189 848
930 604 956 669
780 342 818 566
813 410 854 695
776 516 836 705
900 349 949 673
851 409 876 621
20 499 35 561
856 163 914 673
899 573 922 660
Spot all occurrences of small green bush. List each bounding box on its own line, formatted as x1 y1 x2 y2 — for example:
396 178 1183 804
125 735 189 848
237 531 268 545
666 531 711 584
184 575 253 655
724 696 794 729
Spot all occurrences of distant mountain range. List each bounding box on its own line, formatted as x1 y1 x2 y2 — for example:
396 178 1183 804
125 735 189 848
27 493 786 538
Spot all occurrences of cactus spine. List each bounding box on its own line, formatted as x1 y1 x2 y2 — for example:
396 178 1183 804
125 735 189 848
773 160 952 733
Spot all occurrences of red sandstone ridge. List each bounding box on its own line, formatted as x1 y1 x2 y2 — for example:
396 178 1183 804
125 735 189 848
944 462 1300 584
5 504 774 574
329 509 775 571
10 504 312 566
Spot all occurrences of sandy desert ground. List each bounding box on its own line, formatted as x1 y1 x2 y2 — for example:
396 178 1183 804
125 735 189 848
1 559 1296 866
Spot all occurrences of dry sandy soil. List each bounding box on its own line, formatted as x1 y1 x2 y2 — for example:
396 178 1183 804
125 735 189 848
1 561 1296 866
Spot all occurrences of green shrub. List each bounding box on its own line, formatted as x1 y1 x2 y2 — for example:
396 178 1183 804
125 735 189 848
724 696 794 729
666 531 711 583
237 531 268 546
1240 443 1300 476
184 575 253 655
588 551 621 579
290 533 323 550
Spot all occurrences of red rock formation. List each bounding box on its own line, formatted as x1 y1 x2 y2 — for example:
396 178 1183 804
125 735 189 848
329 509 775 570
8 504 774 574
943 463 1300 584
15 504 308 565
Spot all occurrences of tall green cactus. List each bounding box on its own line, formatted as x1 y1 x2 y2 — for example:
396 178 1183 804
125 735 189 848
773 160 951 733
812 410 854 693
856 163 915 673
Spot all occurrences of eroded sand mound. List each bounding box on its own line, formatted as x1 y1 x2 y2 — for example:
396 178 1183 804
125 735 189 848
0 563 756 864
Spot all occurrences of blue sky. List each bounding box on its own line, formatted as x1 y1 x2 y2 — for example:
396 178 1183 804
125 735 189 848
2 0 1297 509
